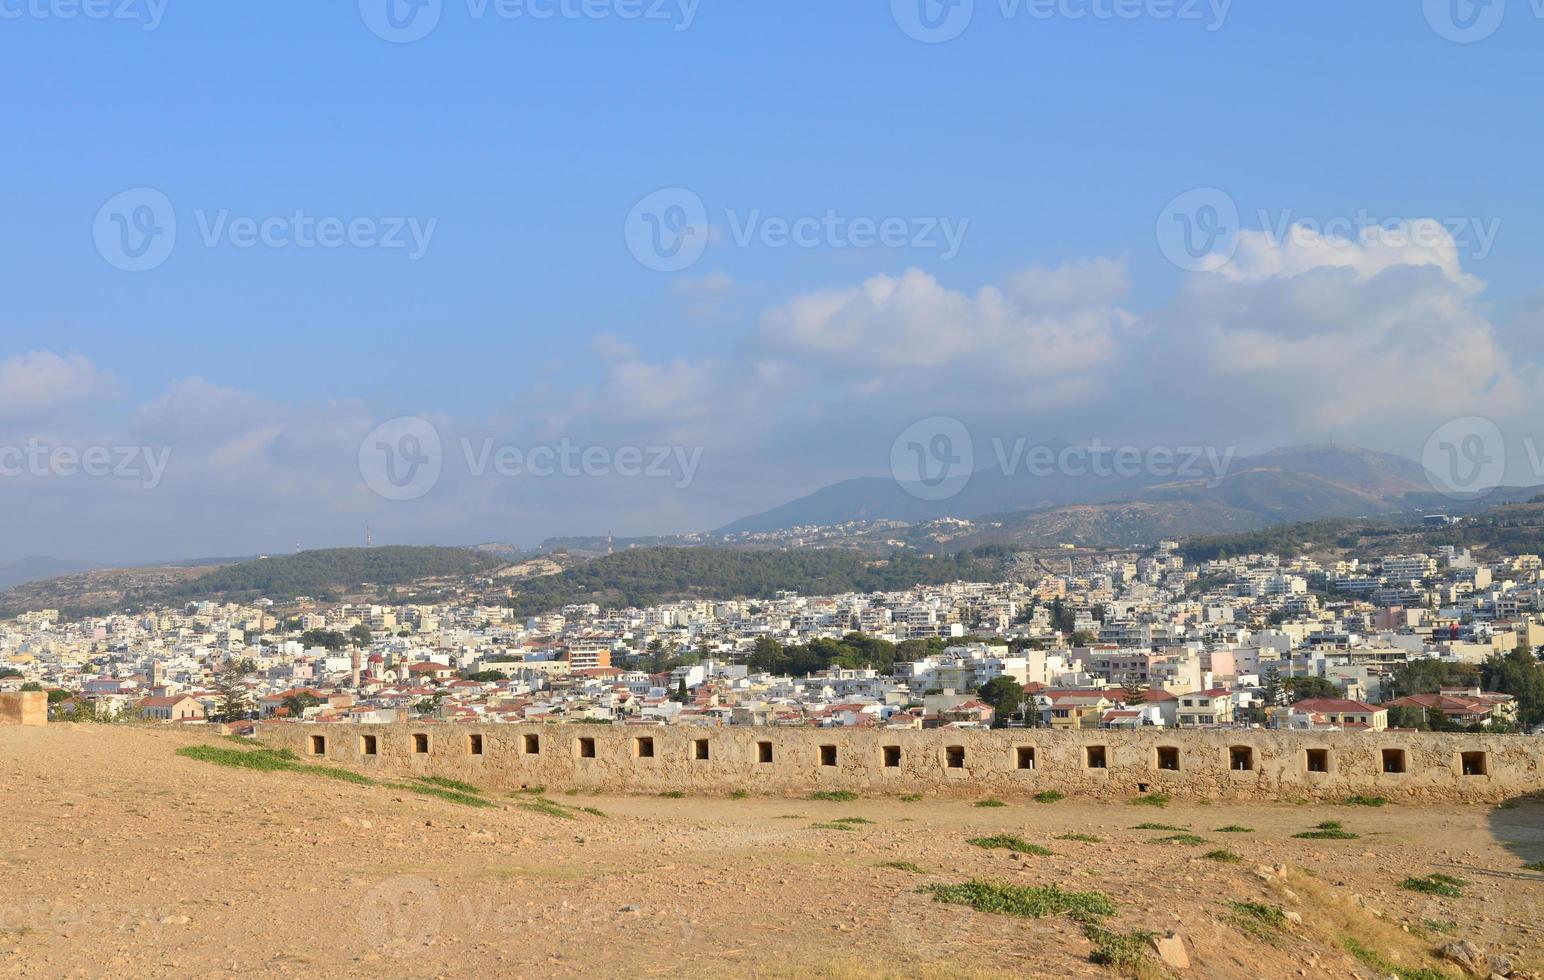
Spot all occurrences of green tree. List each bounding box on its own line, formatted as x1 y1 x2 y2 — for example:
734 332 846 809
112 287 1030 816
1284 676 1339 702
299 629 349 651
977 676 1027 728
281 693 322 717
463 670 508 682
748 636 785 674
348 624 373 648
1120 675 1148 704
215 658 257 721
1482 640 1544 727
1261 665 1285 708
1386 705 1429 730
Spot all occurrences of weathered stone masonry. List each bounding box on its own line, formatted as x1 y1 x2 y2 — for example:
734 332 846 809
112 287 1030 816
258 723 1544 804
0 692 46 727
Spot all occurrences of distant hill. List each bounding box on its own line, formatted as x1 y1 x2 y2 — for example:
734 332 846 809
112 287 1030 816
503 545 1018 617
154 546 507 604
0 546 508 617
720 444 1497 546
0 556 103 592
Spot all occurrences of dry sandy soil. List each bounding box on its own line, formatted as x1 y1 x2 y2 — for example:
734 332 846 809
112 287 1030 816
2 725 1540 979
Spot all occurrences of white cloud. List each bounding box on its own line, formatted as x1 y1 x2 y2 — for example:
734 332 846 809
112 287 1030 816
591 332 639 362
1150 224 1524 438
754 263 1137 397
0 350 112 420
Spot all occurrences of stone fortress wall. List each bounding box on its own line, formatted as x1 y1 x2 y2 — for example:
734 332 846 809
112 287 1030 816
258 723 1544 804
0 692 46 727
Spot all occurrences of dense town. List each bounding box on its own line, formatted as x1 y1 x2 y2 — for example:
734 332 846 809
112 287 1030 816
4 539 1542 736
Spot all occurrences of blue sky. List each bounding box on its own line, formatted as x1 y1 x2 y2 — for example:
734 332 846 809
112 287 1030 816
2 1 1542 562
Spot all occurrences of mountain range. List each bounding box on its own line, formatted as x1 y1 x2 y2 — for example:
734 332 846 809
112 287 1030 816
719 444 1541 546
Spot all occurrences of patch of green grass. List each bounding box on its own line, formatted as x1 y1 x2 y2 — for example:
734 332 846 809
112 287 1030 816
396 783 494 808
1341 795 1387 807
1128 793 1171 807
967 834 1052 856
1056 833 1102 843
659 790 686 799
1033 790 1065 803
1156 834 1207 846
1226 901 1288 941
515 796 576 819
1086 927 1156 970
305 765 376 785
924 881 1114 924
563 788 580 796
729 789 749 799
1294 821 1359 840
512 786 547 796
571 805 606 817
1214 824 1254 833
177 744 296 771
1340 936 1448 980
899 793 923 802
1400 874 1466 898
810 822 856 831
1523 860 1544 871
831 816 874 825
1203 849 1243 863
1420 919 1457 935
974 798 1006 808
877 860 927 874
178 744 374 786
1131 822 1187 831
413 775 481 794
808 790 858 803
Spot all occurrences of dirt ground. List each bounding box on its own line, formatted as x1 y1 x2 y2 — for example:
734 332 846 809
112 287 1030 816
2 725 1540 979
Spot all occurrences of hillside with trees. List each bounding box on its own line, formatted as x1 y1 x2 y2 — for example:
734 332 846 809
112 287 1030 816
504 546 1020 617
142 547 505 606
